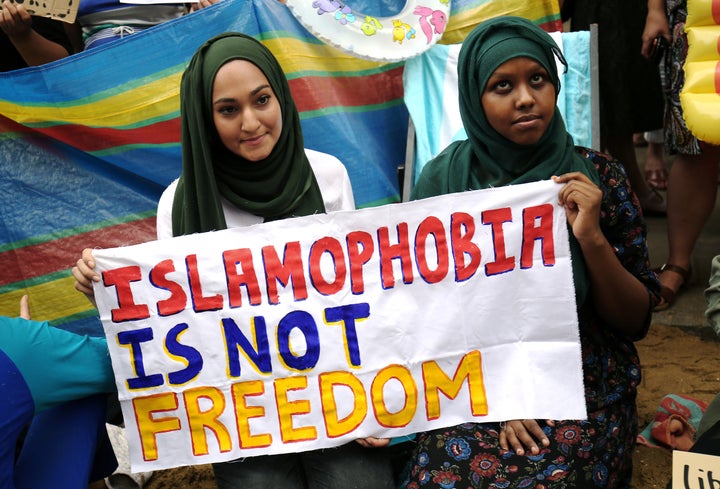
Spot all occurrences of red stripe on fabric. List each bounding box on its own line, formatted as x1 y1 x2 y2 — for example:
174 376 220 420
288 66 405 113
34 118 181 152
0 114 33 133
713 0 720 26
539 20 563 33
1 217 157 287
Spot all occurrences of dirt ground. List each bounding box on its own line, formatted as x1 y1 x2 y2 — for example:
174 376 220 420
142 322 720 489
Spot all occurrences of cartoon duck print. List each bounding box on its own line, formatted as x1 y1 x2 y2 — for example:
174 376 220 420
392 19 416 44
361 15 382 36
413 5 447 44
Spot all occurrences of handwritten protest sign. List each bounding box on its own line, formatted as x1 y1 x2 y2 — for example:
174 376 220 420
92 179 586 472
673 450 720 489
9 0 79 23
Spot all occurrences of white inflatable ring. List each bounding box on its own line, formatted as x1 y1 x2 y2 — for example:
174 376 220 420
286 0 451 62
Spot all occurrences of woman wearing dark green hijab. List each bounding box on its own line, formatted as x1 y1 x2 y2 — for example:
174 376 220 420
155 33 393 489
157 32 351 238
72 32 395 489
403 16 660 489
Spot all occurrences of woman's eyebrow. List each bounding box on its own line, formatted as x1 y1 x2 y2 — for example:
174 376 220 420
251 84 271 96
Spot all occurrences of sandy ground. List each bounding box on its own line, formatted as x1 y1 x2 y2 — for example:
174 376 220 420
138 320 720 489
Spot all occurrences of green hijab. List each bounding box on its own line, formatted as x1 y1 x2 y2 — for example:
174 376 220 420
412 16 599 306
171 32 325 236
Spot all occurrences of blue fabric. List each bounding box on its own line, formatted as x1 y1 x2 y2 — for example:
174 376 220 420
14 395 117 489
0 349 34 489
0 320 117 488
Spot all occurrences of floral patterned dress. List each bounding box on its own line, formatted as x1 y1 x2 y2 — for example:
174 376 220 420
401 149 661 489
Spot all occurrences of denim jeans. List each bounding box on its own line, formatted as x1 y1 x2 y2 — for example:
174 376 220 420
213 442 396 489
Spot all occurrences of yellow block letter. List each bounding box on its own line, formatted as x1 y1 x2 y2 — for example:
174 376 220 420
133 393 182 461
371 364 417 427
274 376 318 443
183 386 232 455
422 350 488 420
319 371 368 438
231 380 272 448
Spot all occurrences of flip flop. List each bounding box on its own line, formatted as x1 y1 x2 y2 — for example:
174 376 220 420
654 263 691 311
646 167 668 190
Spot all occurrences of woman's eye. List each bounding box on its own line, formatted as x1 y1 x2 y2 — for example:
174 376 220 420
531 73 547 85
494 80 510 91
257 94 271 105
217 105 236 115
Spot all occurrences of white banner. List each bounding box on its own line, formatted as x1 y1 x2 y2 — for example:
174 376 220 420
93 179 586 471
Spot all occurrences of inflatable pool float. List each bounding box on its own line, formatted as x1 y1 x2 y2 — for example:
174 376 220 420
286 0 451 62
681 0 720 144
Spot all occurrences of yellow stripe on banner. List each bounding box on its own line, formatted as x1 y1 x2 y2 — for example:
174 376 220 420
0 276 96 324
441 0 560 45
0 71 183 128
264 38 394 74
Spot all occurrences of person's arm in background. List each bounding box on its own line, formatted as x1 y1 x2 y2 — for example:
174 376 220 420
641 0 670 57
186 0 222 13
64 21 84 55
0 0 70 66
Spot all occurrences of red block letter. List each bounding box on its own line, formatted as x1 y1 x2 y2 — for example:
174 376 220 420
262 242 308 304
103 266 149 322
481 208 515 276
451 212 481 281
415 216 449 284
378 223 414 288
186 254 223 312
346 231 374 294
150 259 187 317
521 204 556 269
309 237 347 296
223 248 262 308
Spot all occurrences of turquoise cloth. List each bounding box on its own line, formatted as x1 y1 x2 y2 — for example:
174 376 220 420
0 316 115 413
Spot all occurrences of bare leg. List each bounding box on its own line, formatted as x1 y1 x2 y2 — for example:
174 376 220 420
644 141 668 190
660 147 720 295
604 133 665 214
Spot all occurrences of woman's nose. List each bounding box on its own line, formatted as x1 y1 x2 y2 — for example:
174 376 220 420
515 84 535 108
240 108 260 131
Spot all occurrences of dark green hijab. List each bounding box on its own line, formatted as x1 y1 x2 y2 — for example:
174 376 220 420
412 16 599 306
172 32 325 236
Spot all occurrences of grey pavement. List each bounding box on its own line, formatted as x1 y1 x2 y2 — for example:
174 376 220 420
637 146 720 335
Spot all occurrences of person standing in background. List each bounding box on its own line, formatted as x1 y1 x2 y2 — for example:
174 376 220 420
566 0 667 216
0 0 73 71
641 0 720 310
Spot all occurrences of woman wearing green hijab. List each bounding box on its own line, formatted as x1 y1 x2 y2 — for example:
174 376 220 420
402 16 660 489
157 32 351 237
160 32 395 489
74 32 395 489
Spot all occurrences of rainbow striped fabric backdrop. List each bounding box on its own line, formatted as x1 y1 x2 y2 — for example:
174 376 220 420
0 0 560 334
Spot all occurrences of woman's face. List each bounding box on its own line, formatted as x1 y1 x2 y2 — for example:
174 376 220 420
212 59 282 162
481 57 555 146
